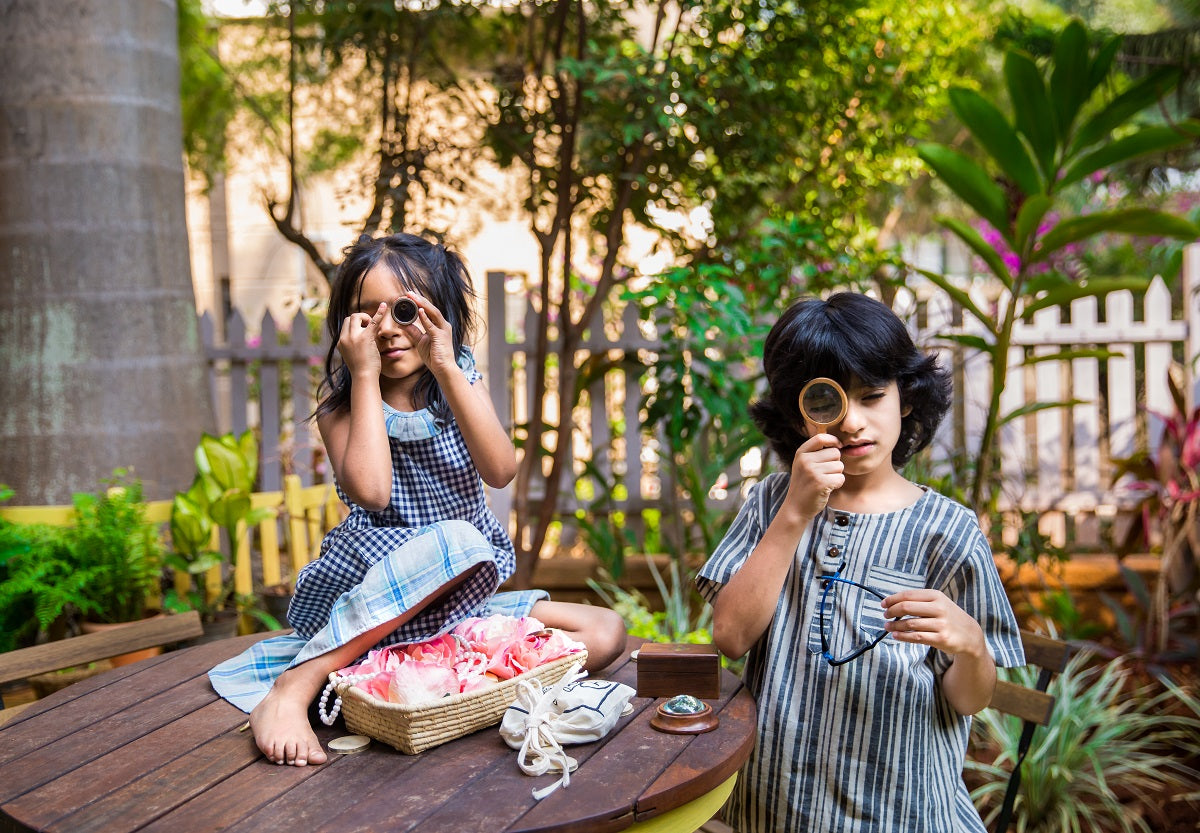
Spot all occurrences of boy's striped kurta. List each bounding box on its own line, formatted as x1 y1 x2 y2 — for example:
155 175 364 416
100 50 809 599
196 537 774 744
697 474 1024 833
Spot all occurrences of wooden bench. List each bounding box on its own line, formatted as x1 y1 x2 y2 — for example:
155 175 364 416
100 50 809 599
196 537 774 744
983 629 1072 833
0 610 204 724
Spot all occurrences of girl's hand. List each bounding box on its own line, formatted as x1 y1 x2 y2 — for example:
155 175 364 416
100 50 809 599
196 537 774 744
337 302 387 379
397 292 458 377
784 433 845 520
881 589 988 658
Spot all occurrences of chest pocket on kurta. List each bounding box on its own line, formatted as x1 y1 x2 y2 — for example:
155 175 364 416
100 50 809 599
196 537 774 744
860 564 927 648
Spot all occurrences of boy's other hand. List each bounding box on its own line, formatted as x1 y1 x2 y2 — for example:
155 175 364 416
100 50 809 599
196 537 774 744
880 589 988 659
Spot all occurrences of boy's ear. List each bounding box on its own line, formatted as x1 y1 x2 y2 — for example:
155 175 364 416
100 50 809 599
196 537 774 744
901 404 913 417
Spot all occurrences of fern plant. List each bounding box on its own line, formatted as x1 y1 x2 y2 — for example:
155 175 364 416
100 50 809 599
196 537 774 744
0 514 102 650
71 469 163 624
967 649 1200 832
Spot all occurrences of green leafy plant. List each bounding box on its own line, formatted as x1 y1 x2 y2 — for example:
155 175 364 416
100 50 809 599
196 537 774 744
993 509 1106 642
624 260 775 556
0 515 92 650
1104 362 1200 673
0 471 164 650
0 486 42 651
588 556 712 645
915 18 1200 513
164 431 273 623
570 460 639 580
71 469 163 624
967 649 1200 832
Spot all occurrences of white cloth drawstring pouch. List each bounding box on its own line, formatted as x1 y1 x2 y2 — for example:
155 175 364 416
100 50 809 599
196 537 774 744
499 661 636 799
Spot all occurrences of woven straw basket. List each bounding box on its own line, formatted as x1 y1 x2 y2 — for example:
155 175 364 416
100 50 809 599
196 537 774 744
332 649 587 754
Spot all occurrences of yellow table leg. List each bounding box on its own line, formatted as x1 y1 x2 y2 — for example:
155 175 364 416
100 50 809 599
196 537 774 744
624 774 737 833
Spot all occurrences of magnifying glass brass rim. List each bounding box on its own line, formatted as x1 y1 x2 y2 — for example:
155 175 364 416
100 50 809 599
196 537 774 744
799 377 848 430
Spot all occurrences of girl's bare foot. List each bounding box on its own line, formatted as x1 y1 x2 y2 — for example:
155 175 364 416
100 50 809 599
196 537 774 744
248 674 328 766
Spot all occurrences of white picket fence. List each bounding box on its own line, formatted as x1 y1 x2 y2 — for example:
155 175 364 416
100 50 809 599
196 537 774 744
484 249 1200 551
906 269 1195 547
199 246 1200 552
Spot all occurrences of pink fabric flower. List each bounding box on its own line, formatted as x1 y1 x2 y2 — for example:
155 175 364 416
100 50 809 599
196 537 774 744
340 615 585 706
387 660 461 704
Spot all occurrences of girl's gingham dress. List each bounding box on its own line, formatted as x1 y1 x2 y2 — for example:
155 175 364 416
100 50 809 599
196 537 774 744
697 474 1024 833
210 350 546 712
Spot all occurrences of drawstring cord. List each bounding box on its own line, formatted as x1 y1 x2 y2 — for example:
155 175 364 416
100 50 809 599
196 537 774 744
511 661 588 799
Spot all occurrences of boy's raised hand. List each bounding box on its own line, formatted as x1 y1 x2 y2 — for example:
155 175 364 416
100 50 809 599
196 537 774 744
880 589 988 658
785 433 845 519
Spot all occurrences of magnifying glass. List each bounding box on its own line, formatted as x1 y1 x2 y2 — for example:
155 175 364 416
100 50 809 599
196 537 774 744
799 377 848 431
391 296 418 325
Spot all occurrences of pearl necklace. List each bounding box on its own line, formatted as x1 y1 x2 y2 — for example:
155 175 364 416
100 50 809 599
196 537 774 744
318 671 378 726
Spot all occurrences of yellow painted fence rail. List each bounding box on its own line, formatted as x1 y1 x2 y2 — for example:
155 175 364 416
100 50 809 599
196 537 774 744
0 474 345 633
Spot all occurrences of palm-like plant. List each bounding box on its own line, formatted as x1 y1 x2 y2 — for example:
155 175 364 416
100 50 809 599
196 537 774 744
967 649 1200 832
916 19 1200 512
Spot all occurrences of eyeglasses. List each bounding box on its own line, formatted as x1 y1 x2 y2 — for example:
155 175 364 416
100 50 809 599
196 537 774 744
815 561 889 666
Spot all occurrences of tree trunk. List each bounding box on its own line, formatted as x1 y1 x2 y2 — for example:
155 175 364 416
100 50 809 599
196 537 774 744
0 0 213 504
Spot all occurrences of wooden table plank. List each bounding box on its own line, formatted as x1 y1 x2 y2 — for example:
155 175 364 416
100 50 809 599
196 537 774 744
39 722 259 833
509 650 741 833
4 700 247 830
1 650 177 728
316 651 643 833
0 636 258 769
0 633 756 833
412 655 652 833
312 730 516 833
511 704 690 833
0 671 227 803
634 683 756 822
145 724 376 833
215 742 423 832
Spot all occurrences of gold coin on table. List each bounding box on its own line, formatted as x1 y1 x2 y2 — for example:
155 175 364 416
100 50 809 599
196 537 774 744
328 735 371 754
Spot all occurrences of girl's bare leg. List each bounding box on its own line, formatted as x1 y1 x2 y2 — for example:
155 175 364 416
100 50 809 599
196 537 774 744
250 568 479 766
530 600 627 673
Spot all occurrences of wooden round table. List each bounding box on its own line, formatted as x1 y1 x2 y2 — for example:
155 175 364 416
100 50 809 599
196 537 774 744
0 633 755 833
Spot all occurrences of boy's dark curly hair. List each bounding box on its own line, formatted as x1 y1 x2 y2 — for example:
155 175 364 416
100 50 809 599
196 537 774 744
750 293 952 468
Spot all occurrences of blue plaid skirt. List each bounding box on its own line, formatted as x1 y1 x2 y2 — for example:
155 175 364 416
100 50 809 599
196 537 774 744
209 519 546 712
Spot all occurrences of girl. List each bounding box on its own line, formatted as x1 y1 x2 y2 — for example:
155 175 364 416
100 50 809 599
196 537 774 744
697 293 1023 832
210 233 625 767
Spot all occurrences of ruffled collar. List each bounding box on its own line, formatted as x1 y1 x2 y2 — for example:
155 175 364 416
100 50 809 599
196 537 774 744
382 402 441 441
380 346 478 441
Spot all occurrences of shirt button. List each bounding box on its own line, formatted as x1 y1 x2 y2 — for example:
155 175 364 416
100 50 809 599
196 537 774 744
827 545 840 558
835 515 849 526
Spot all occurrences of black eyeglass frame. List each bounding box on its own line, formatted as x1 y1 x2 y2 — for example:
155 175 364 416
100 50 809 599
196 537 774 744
816 562 890 667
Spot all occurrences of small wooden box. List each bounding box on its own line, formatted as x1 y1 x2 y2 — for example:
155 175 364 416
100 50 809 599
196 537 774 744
636 643 721 699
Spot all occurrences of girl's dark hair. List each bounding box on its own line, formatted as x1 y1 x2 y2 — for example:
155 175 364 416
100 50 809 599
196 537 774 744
313 233 477 422
750 292 952 467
